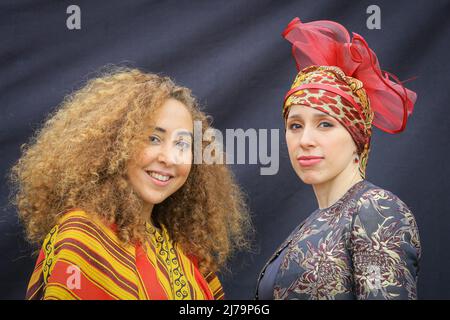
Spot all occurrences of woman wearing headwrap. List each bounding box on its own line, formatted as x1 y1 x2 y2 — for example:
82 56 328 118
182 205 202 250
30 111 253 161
255 18 421 300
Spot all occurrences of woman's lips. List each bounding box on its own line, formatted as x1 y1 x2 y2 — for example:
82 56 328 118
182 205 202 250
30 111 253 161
145 170 173 187
297 156 324 167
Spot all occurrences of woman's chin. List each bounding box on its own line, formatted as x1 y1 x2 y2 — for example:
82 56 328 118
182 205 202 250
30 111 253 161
145 195 167 205
296 171 326 185
138 191 169 206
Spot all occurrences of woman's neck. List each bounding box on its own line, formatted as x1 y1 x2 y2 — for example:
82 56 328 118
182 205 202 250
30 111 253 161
312 168 363 210
141 203 154 223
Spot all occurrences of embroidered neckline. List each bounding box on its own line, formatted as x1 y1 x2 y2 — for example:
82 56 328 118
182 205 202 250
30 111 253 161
144 222 191 300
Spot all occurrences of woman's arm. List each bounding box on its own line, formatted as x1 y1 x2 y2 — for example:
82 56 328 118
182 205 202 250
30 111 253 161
350 188 421 300
26 211 138 300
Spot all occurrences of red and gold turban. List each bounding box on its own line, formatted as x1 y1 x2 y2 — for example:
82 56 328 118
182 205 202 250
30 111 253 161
282 18 417 178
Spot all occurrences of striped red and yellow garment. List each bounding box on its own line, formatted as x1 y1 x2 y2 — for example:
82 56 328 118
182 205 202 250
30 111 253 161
25 210 224 300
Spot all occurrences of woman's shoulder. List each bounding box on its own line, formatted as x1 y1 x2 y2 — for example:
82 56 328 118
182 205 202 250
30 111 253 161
55 208 92 225
352 182 420 246
55 209 113 236
50 209 134 254
356 182 414 219
29 209 138 300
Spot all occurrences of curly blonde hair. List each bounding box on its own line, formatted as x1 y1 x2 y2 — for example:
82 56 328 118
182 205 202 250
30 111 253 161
9 67 252 274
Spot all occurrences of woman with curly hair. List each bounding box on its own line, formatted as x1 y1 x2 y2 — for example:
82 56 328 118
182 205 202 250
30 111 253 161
255 18 421 300
10 67 251 300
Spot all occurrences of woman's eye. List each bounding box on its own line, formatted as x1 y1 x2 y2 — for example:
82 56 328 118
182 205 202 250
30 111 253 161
175 140 191 150
319 121 333 128
288 123 302 130
149 135 161 144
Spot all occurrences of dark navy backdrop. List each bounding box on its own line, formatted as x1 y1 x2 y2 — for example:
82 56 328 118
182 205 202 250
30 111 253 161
1 0 449 299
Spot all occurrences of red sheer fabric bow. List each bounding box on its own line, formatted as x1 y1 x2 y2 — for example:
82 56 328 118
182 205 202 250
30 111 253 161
282 17 417 133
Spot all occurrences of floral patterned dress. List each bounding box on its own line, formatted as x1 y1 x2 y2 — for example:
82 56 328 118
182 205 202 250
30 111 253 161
255 180 421 300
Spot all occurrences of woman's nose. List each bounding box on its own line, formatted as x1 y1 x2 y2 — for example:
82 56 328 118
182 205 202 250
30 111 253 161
156 144 175 165
157 143 186 166
299 127 316 148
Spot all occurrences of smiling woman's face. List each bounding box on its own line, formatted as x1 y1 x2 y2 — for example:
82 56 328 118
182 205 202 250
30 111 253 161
126 98 193 206
285 104 358 185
